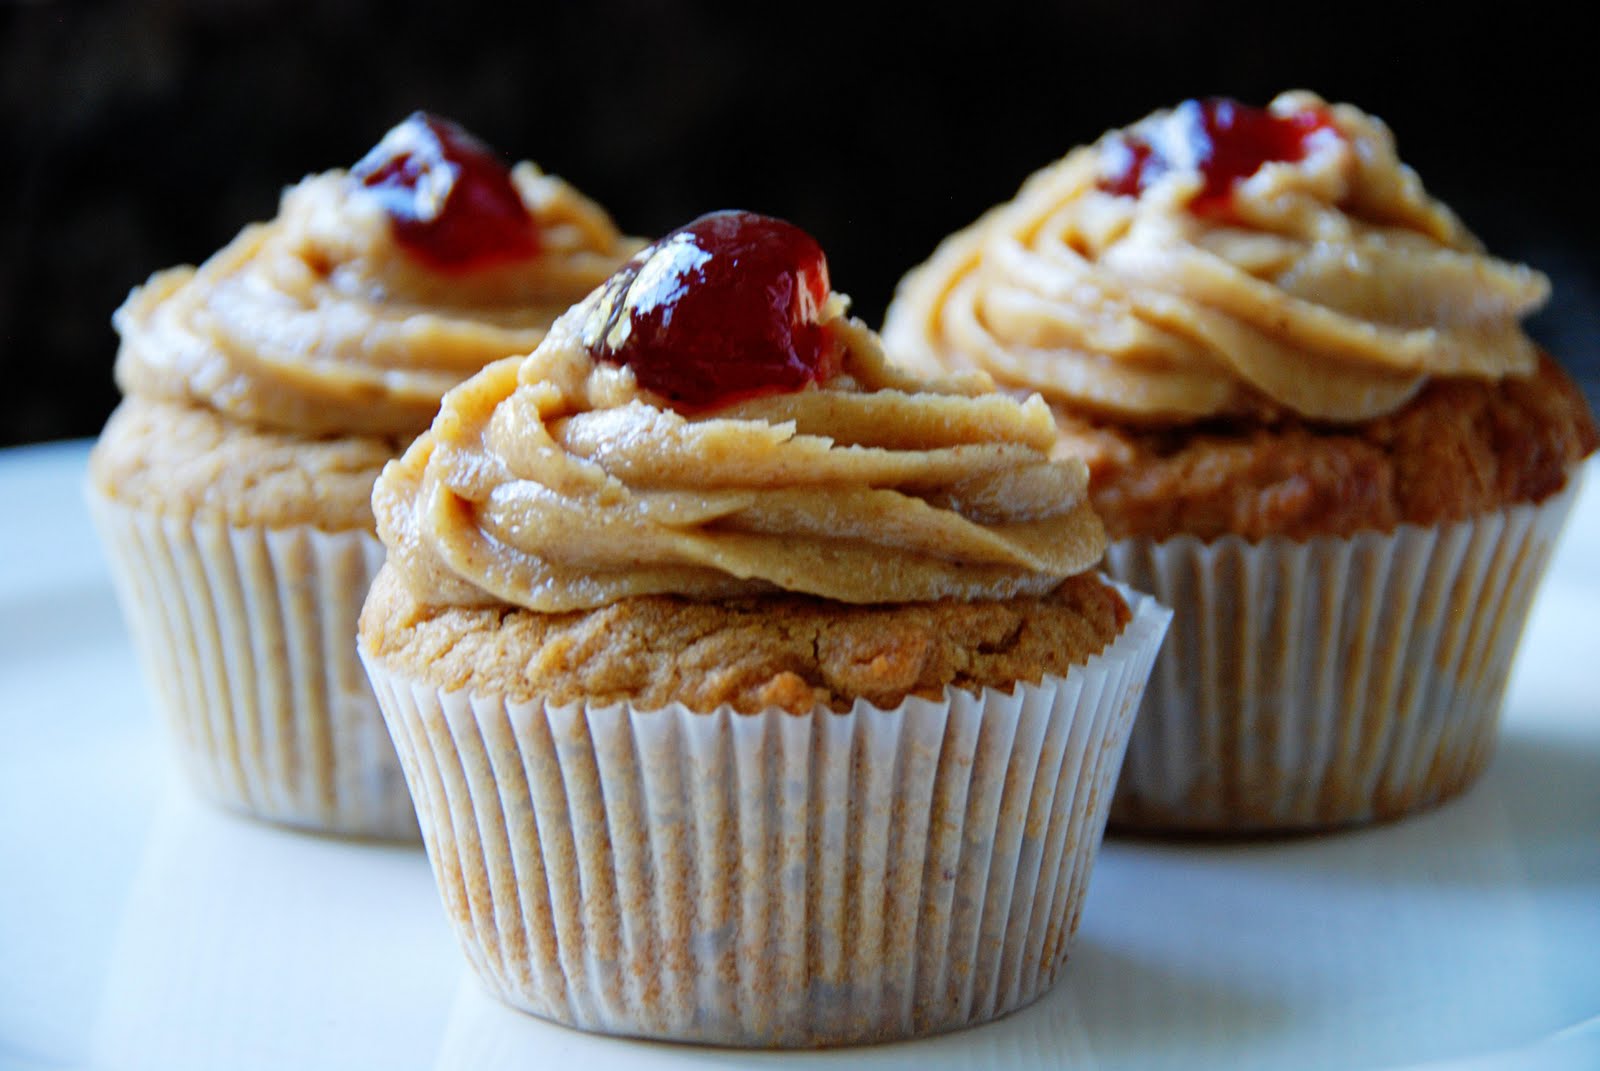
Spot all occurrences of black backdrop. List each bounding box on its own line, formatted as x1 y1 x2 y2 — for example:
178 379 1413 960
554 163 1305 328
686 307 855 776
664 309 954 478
4 0 1596 446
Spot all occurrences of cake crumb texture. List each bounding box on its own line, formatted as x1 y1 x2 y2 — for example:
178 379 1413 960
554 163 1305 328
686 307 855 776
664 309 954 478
360 567 1130 713
89 397 401 531
1059 354 1598 541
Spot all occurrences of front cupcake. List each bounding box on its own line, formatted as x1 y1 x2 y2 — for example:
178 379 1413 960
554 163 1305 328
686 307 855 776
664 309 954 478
884 92 1598 832
358 210 1169 1045
88 113 638 838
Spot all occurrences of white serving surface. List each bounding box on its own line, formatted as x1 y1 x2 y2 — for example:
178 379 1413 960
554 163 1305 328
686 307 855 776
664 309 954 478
2 441 1597 1071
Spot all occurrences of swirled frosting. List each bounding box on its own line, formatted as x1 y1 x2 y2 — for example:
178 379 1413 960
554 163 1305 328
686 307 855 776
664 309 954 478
374 293 1107 612
883 91 1551 424
114 163 639 438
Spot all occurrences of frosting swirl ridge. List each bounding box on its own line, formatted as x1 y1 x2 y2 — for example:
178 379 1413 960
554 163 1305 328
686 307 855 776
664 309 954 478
115 163 639 438
883 91 1550 423
375 294 1107 612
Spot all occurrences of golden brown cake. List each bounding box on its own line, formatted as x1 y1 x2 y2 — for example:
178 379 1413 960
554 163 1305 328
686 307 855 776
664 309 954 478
362 567 1129 712
1059 353 1596 542
88 113 638 838
884 91 1597 832
358 210 1169 1044
92 398 393 530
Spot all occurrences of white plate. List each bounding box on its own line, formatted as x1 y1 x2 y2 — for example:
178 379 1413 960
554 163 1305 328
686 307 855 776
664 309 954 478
2 440 1597 1071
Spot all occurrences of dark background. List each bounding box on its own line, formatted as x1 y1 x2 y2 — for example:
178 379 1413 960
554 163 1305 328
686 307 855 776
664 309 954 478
4 0 1596 447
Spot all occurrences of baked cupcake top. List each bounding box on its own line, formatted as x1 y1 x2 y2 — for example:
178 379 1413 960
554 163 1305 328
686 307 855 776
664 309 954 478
113 112 639 440
374 210 1108 614
883 91 1550 425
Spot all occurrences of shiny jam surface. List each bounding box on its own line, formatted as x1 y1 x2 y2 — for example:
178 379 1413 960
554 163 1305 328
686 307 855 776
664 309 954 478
352 112 537 270
1098 97 1338 216
585 210 840 411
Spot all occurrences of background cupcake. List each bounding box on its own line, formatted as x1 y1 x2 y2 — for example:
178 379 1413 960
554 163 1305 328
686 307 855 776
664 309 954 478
88 113 638 839
358 211 1169 1044
884 91 1598 833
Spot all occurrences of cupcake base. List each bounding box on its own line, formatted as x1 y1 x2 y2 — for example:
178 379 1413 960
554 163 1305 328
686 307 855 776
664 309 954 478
361 586 1169 1047
89 494 418 840
1105 480 1580 834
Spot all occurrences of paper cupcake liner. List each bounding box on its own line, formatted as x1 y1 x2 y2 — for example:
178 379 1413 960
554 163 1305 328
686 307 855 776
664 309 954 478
88 493 417 840
1103 479 1581 833
361 586 1169 1047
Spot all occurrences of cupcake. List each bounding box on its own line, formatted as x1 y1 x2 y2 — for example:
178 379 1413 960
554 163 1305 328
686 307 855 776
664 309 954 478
88 113 639 839
357 210 1170 1045
884 92 1598 833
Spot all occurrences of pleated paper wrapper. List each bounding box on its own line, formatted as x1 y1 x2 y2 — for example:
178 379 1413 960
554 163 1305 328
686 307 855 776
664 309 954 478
1104 478 1580 834
361 587 1169 1047
88 493 418 840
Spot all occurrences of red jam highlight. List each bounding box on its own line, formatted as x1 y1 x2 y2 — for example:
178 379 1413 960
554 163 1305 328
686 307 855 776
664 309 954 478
1098 97 1338 216
352 112 538 271
585 210 840 411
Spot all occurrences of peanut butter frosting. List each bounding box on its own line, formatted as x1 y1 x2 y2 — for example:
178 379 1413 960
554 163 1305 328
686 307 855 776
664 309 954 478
114 164 639 439
374 294 1108 612
883 91 1551 424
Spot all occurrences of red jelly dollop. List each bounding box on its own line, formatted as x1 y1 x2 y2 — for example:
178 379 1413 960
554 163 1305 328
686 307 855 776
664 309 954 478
1098 97 1338 216
586 210 840 411
352 112 538 271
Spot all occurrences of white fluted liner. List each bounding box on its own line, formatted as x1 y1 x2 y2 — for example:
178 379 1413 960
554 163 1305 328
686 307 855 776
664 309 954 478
88 493 417 840
1104 479 1580 833
361 587 1168 1047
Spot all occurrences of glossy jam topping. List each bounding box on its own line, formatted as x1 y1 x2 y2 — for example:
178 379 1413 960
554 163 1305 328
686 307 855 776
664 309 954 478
1098 97 1338 216
584 210 841 411
352 112 538 271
